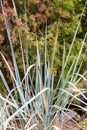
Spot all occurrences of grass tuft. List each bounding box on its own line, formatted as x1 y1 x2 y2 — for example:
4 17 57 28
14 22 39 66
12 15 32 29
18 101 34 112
0 0 87 129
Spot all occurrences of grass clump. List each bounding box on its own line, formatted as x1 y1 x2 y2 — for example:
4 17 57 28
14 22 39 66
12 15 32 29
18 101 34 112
0 0 87 130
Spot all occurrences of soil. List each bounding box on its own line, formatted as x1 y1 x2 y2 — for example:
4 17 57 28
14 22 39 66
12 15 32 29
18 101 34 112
53 109 87 130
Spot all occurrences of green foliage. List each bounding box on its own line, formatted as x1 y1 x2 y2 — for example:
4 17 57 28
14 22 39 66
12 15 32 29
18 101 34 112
80 121 87 126
0 0 87 97
0 0 87 78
